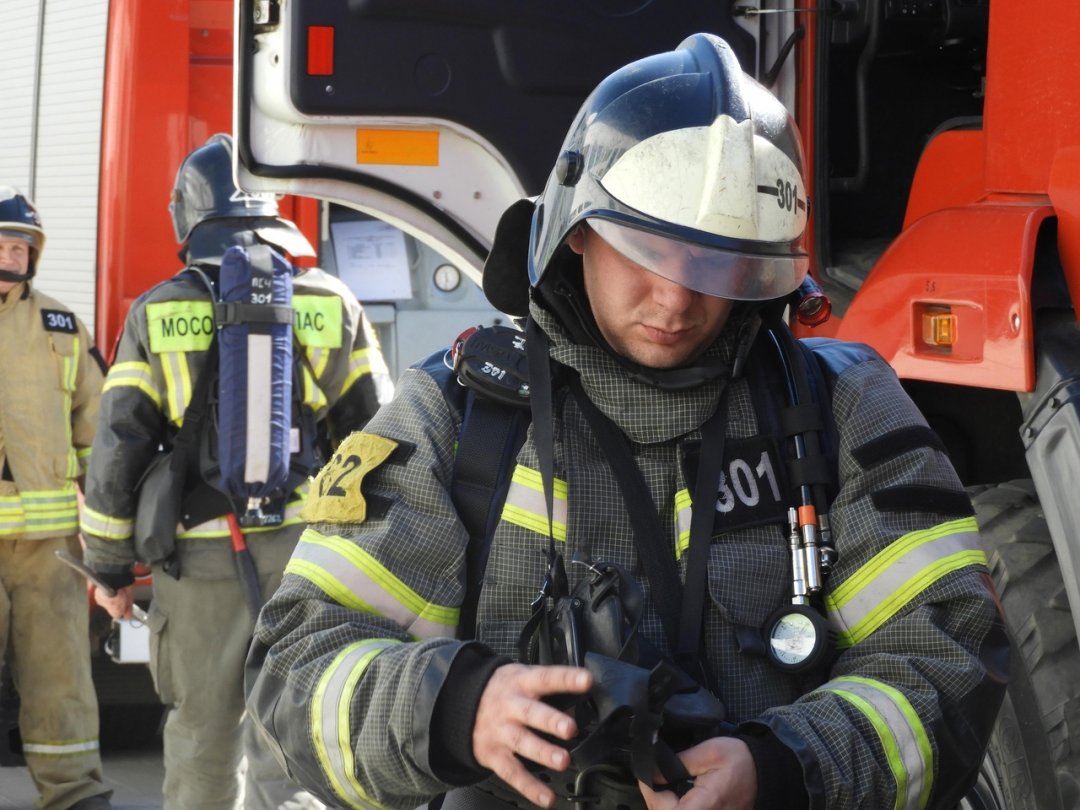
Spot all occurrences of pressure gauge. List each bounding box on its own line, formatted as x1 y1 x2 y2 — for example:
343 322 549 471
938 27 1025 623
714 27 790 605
764 604 831 673
433 263 461 292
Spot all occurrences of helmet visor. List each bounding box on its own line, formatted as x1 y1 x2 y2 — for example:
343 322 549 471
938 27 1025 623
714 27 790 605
587 217 808 301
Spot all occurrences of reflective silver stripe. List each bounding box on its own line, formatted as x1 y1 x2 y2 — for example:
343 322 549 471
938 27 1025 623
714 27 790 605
20 489 78 533
827 517 985 649
307 346 330 378
0 496 26 536
177 492 308 539
103 361 161 409
501 465 567 540
287 529 458 638
312 639 398 809
80 504 134 540
159 351 192 426
22 738 100 756
823 676 933 810
245 333 273 484
340 348 372 396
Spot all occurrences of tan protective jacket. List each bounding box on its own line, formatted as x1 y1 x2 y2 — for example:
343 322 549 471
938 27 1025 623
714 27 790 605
0 283 103 539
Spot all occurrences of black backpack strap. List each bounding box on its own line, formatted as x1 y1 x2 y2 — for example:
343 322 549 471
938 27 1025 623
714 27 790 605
414 330 533 640
453 391 529 639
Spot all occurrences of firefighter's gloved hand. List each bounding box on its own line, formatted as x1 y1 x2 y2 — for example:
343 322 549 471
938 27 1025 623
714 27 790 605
94 584 136 620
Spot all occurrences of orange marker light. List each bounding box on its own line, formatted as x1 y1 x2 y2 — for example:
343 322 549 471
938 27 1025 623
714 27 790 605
919 304 957 348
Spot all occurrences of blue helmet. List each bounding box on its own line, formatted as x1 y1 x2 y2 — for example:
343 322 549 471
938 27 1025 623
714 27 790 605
169 133 314 262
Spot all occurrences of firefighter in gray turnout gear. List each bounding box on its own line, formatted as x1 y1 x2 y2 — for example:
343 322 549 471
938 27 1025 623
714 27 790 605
81 134 388 810
245 35 1007 810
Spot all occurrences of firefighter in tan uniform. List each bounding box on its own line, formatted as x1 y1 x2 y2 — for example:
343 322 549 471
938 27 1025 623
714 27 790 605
0 188 111 810
81 135 387 810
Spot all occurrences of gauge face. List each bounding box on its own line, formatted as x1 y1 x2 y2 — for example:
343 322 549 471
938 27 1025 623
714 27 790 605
433 263 461 292
768 611 819 666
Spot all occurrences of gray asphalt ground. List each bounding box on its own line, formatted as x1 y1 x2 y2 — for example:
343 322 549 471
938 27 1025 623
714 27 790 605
0 742 165 809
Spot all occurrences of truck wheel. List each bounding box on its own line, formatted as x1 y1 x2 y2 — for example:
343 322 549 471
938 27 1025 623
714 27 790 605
963 480 1080 810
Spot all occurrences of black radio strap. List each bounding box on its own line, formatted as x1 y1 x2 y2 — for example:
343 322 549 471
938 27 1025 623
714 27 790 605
568 375 728 678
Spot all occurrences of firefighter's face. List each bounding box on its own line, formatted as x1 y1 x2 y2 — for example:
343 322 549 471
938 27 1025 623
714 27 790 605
0 237 31 294
569 223 734 369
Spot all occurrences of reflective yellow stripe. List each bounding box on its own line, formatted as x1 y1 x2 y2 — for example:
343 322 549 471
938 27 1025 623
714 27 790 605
80 504 134 540
287 529 458 637
312 639 397 809
822 676 932 810
62 338 78 478
827 517 985 649
674 488 692 559
21 737 100 757
300 363 329 412
103 361 162 409
500 465 567 541
0 496 26 536
340 348 372 397
177 492 308 539
307 346 331 379
158 351 193 426
294 295 343 349
146 300 215 353
20 489 79 533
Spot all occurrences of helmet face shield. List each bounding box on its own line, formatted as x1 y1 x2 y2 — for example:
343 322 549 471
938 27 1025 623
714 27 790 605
587 218 807 301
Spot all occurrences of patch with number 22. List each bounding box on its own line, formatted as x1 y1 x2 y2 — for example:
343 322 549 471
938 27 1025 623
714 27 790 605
302 432 399 523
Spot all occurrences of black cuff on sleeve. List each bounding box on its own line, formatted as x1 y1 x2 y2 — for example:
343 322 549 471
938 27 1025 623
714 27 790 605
94 569 136 591
429 643 511 785
736 725 808 810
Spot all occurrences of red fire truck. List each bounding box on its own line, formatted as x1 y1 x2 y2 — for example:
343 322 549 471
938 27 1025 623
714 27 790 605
231 1 1078 807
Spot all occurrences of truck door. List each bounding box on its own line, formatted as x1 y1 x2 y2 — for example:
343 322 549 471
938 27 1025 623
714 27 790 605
232 0 798 374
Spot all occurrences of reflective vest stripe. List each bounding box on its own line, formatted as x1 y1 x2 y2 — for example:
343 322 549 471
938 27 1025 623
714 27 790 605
1 491 79 536
822 676 933 810
827 517 985 649
340 348 372 397
300 363 329 412
306 346 331 379
103 361 162 409
287 529 459 636
62 338 79 478
21 737 100 757
176 492 308 540
80 504 134 540
159 351 192 426
312 639 397 810
501 465 568 540
0 496 25 536
674 488 692 559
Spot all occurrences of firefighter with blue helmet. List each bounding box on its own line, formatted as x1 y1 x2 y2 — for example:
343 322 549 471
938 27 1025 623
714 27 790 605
0 187 111 809
244 34 1007 810
81 134 389 810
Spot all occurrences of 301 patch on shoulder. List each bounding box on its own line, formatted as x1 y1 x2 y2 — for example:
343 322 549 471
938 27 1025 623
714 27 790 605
303 432 399 524
41 309 77 334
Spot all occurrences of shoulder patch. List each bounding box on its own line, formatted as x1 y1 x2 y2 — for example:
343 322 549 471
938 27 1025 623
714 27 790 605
41 308 78 334
146 300 215 353
293 294 343 349
302 432 399 523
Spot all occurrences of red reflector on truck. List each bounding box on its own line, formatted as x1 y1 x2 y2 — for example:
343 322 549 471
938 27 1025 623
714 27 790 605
307 26 334 76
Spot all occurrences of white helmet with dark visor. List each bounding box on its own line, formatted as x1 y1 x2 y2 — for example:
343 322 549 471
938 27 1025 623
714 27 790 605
528 33 809 302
